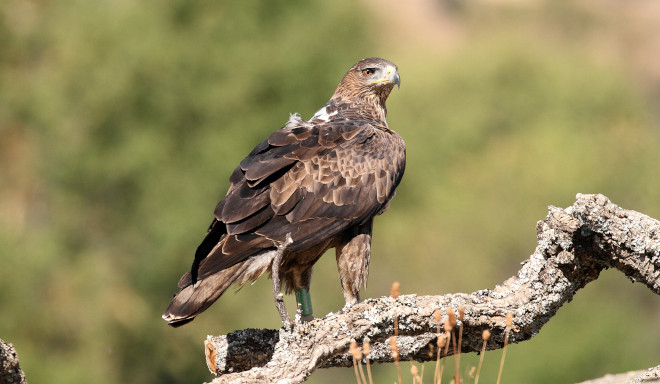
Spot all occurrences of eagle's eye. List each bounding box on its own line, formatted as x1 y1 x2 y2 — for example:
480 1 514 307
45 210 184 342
361 68 375 77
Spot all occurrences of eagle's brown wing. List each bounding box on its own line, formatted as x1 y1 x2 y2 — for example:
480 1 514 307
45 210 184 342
178 115 405 288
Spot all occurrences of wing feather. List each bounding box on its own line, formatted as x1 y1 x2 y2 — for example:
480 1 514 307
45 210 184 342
272 187 301 215
244 156 296 183
226 205 273 235
182 118 405 288
220 184 270 223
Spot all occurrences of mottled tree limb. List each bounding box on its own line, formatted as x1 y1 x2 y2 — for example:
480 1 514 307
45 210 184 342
204 194 660 384
575 365 660 384
0 339 28 384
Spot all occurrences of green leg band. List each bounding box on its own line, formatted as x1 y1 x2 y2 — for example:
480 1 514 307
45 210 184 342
294 288 313 316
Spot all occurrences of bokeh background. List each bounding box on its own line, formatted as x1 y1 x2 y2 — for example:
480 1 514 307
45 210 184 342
1 0 659 383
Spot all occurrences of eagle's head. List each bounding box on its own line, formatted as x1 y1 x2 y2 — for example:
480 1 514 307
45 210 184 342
331 57 400 118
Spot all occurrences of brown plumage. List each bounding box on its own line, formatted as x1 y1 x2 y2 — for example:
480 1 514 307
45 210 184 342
163 57 405 327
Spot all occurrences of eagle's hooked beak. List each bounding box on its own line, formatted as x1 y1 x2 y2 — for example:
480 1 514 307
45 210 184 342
392 70 401 90
371 66 400 89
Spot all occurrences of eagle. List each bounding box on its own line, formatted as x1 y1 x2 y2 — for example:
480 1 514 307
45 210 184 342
163 57 405 327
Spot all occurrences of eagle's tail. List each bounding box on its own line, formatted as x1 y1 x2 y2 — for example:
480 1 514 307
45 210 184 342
162 249 276 327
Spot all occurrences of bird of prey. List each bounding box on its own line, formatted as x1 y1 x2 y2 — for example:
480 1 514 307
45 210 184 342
163 57 405 327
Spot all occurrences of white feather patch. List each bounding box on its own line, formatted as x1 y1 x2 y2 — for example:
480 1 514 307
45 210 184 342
286 113 303 127
310 106 337 122
236 249 278 287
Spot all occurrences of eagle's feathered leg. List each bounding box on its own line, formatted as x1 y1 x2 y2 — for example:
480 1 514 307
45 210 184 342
287 265 315 323
281 239 334 323
272 234 293 327
336 220 373 306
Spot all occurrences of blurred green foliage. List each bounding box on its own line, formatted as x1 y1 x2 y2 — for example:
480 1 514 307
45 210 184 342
0 1 658 383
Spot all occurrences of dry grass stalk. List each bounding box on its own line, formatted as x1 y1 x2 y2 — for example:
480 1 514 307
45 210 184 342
357 344 367 384
363 341 374 384
410 362 421 384
467 366 476 380
433 309 442 384
496 314 514 384
438 335 451 383
390 282 402 384
390 336 402 384
391 281 400 299
445 308 458 383
454 306 465 383
350 341 363 384
391 281 400 337
437 310 454 384
474 329 490 384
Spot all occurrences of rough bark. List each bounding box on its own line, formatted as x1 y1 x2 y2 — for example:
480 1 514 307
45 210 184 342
0 339 28 384
575 365 660 384
203 194 660 384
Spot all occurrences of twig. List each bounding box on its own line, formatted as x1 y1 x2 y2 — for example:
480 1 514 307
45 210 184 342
271 234 293 327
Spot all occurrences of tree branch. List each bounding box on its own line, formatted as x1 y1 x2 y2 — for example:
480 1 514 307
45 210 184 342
203 194 660 383
575 365 660 384
1 339 28 384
